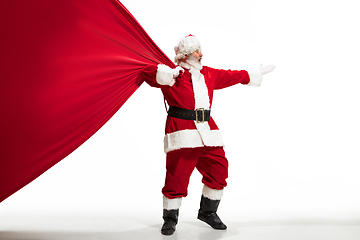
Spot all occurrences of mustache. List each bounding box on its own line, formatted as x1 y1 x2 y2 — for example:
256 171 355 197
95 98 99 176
187 54 202 65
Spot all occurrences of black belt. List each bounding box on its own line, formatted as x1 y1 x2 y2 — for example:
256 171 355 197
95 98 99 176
168 106 211 123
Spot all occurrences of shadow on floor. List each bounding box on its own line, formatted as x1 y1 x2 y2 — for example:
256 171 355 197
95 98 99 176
0 223 236 240
1 218 360 240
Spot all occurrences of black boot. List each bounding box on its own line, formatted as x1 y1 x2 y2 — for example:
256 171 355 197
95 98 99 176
197 195 227 230
161 209 179 235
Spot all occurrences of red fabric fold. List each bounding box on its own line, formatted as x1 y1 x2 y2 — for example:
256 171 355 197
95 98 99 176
0 0 174 202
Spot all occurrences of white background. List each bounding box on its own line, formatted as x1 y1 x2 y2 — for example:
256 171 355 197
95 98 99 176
1 0 360 238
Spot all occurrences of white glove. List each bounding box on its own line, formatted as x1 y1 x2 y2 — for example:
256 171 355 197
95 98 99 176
173 66 184 79
260 64 275 75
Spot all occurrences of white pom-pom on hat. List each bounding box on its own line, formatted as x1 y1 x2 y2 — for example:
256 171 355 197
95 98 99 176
174 34 201 63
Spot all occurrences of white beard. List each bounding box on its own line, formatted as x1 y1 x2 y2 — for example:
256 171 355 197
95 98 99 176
186 54 202 70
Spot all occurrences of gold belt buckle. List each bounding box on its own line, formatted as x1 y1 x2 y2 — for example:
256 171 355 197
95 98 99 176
195 108 205 123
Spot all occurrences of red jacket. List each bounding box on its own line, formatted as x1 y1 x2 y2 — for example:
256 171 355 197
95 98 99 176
142 62 262 153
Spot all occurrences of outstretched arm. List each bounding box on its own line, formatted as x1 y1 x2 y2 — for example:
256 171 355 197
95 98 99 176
210 64 275 89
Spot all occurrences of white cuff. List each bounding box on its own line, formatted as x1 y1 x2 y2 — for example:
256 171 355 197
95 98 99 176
156 64 176 86
246 65 263 87
202 185 223 200
163 196 182 210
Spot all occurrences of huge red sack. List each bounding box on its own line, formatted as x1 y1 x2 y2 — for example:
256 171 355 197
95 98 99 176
0 0 174 202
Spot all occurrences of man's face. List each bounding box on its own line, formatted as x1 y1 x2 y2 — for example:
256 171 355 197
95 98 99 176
189 50 203 64
184 49 203 66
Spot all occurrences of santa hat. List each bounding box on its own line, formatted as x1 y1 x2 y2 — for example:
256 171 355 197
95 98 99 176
174 34 201 63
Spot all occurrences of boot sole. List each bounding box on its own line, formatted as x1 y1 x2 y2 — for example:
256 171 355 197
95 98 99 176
198 215 227 230
161 229 175 235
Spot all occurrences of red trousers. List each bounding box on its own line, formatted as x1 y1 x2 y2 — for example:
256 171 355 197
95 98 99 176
162 147 228 199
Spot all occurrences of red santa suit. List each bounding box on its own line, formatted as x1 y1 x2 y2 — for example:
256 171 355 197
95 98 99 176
142 59 263 209
142 35 275 235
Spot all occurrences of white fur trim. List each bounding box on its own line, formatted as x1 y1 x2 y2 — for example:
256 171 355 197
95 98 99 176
164 129 224 153
164 129 203 153
202 185 223 200
174 35 201 64
163 196 182 210
190 67 225 148
156 64 175 86
195 121 225 147
190 67 210 109
246 65 263 87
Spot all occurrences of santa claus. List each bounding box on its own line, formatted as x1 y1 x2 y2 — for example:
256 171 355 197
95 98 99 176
142 34 275 235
